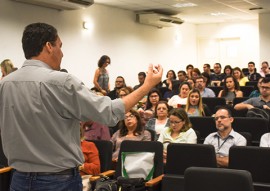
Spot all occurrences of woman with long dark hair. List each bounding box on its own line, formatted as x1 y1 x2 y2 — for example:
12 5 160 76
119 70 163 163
218 75 243 105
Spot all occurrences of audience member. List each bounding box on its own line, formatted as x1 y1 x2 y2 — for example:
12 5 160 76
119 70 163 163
107 76 126 100
204 107 246 167
234 77 270 111
187 78 195 89
233 67 249 86
145 101 170 140
191 68 201 80
260 61 270 77
186 64 194 79
195 76 215 97
93 55 111 95
133 72 146 90
218 76 243 105
81 120 111 141
223 65 233 77
118 87 132 98
210 63 226 86
177 70 187 82
168 82 191 108
162 69 176 90
201 71 211 86
247 61 261 81
1 59 15 79
111 109 151 160
138 88 161 126
80 127 100 191
203 63 212 75
0 23 163 190
249 77 263 98
185 88 212 116
158 108 197 163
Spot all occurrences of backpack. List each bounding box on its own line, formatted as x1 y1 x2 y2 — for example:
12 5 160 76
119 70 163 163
94 176 117 191
246 107 270 121
117 177 145 191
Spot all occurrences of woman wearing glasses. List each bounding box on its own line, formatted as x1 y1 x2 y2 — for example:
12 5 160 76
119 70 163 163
158 108 197 163
111 109 151 160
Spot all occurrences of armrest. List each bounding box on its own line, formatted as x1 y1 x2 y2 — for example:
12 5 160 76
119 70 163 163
90 170 115 182
145 174 164 187
0 167 12 174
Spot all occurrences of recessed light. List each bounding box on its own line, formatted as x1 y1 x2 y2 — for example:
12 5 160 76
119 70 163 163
172 3 197 8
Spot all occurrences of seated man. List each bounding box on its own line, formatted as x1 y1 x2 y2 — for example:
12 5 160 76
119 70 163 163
204 107 246 167
195 76 215 97
234 77 270 111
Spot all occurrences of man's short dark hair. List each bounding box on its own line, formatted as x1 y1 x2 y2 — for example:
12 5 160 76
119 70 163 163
138 72 146 78
216 106 232 117
204 64 210 68
261 77 270 83
214 63 222 68
178 70 187 76
248 61 255 66
22 23 58 59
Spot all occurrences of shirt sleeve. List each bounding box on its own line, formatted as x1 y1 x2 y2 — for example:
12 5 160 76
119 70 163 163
60 75 125 126
186 129 197 144
260 133 270 147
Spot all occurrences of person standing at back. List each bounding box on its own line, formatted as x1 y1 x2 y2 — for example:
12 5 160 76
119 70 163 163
93 55 111 95
0 22 163 191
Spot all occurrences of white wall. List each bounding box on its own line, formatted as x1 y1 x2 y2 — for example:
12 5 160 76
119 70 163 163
0 0 260 89
259 13 270 64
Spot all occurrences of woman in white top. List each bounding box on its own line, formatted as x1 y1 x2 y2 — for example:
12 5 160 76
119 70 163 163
168 82 191 108
158 108 197 163
145 101 170 140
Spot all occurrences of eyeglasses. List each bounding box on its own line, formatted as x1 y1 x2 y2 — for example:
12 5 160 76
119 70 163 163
125 114 135 119
214 116 230 121
169 120 183 125
150 95 159 98
260 86 270 90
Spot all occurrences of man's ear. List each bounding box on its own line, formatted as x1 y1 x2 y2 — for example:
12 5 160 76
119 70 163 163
45 42 53 54
229 116 234 123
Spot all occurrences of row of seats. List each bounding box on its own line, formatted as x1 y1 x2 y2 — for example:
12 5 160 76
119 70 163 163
189 116 269 146
90 141 270 191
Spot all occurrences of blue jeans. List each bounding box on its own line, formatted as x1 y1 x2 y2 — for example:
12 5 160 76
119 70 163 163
10 170 82 191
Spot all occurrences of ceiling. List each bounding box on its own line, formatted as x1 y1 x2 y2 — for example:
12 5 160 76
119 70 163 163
94 0 270 24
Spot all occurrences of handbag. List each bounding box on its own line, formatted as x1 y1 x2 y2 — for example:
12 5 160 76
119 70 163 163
117 177 145 191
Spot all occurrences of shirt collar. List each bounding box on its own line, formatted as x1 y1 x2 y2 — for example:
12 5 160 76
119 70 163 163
22 59 53 70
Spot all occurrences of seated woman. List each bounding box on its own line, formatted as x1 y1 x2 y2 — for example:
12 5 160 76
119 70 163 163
111 109 151 160
80 127 101 190
138 88 161 127
233 67 249 86
185 88 212 117
168 82 192 108
249 77 263 98
158 108 197 163
218 75 243 105
145 101 170 140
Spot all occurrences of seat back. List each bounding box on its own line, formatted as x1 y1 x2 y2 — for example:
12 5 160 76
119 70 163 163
240 86 254 97
189 117 216 141
88 140 113 172
207 86 223 97
232 97 249 117
166 143 217 175
229 146 270 183
184 167 254 191
246 81 258 89
115 140 163 179
232 117 269 146
202 97 226 114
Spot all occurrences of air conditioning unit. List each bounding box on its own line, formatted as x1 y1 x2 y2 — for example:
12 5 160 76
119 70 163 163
136 12 184 28
11 0 94 10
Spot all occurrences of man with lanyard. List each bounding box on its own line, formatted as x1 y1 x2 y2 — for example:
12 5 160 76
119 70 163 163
0 23 163 190
204 107 246 167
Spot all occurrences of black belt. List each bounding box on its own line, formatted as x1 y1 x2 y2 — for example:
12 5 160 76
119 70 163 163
16 167 80 176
